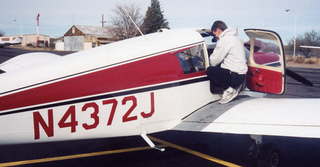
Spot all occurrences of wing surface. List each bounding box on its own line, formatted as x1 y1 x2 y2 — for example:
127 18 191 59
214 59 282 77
174 96 320 138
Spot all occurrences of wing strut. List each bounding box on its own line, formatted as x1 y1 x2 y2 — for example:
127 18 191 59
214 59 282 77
141 134 165 152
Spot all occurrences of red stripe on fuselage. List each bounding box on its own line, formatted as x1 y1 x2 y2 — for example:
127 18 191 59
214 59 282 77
0 51 205 111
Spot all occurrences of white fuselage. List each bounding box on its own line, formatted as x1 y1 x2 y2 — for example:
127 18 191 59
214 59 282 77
0 30 218 144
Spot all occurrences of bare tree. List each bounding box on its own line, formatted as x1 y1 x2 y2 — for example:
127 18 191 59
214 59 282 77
288 30 320 57
110 4 143 40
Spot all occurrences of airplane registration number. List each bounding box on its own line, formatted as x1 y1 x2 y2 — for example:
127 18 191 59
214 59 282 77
33 92 155 140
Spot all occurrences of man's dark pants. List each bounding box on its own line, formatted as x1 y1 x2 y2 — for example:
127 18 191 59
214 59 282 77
206 66 246 94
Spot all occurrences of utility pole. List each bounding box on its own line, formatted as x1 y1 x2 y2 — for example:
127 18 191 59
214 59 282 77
36 13 40 47
101 14 106 27
36 13 40 35
285 9 297 57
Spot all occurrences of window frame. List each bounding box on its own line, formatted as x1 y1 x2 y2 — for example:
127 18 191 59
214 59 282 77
174 43 209 74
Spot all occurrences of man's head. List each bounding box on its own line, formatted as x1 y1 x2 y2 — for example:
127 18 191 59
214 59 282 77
211 20 228 38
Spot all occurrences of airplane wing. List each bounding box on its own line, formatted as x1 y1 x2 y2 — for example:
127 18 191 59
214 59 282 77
0 52 60 73
174 96 320 138
300 45 320 49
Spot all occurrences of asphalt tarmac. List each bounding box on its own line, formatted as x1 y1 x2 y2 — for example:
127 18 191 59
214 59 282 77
0 47 320 167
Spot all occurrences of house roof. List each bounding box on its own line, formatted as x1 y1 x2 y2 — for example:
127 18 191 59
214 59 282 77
74 25 114 38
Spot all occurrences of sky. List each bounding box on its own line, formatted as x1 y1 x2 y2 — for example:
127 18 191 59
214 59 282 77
0 0 319 43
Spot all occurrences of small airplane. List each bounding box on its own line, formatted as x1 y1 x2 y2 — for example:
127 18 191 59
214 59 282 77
0 37 22 48
300 45 320 49
0 28 319 165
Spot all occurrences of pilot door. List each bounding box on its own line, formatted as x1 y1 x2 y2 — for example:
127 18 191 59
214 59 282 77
244 29 286 94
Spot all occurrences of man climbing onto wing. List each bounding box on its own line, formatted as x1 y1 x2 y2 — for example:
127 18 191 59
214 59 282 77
206 20 248 104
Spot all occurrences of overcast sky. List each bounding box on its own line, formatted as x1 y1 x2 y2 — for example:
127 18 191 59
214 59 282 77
0 0 319 43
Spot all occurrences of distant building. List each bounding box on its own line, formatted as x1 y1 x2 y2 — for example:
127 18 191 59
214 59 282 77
22 34 50 47
0 34 50 47
0 36 20 42
63 25 116 51
52 36 64 51
0 35 22 48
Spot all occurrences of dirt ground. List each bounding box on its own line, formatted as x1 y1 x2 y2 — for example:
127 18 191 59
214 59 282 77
9 45 60 52
287 62 320 69
286 56 320 69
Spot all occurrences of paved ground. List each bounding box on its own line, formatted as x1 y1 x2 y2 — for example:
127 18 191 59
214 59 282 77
268 67 320 98
0 47 72 63
0 47 320 167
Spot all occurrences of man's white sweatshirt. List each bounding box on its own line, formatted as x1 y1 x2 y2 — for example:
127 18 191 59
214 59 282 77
209 28 248 75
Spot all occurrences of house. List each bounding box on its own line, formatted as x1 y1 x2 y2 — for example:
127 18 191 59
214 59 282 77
63 25 116 51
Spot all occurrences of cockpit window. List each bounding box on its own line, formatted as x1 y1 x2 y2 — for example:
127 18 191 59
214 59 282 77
245 39 281 67
176 44 206 74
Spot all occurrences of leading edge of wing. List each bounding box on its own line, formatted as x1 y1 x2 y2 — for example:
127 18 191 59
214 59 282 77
174 97 320 138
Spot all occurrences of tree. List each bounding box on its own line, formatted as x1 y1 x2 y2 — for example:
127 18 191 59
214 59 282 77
110 4 143 40
142 0 169 34
288 30 320 57
0 31 4 37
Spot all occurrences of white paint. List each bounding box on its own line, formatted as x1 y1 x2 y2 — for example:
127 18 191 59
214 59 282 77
83 42 93 50
0 29 211 144
0 52 61 72
1 29 320 145
55 41 64 51
0 30 203 95
0 79 214 144
202 98 320 138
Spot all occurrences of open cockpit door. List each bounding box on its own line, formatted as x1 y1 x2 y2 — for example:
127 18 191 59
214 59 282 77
245 29 286 94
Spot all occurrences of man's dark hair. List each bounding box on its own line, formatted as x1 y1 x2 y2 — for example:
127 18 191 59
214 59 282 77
211 20 228 32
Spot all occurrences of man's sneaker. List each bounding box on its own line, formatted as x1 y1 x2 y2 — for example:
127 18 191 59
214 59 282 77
214 93 222 101
219 87 240 104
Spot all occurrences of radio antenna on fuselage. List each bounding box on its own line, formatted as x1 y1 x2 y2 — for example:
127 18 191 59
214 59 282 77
124 9 144 36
